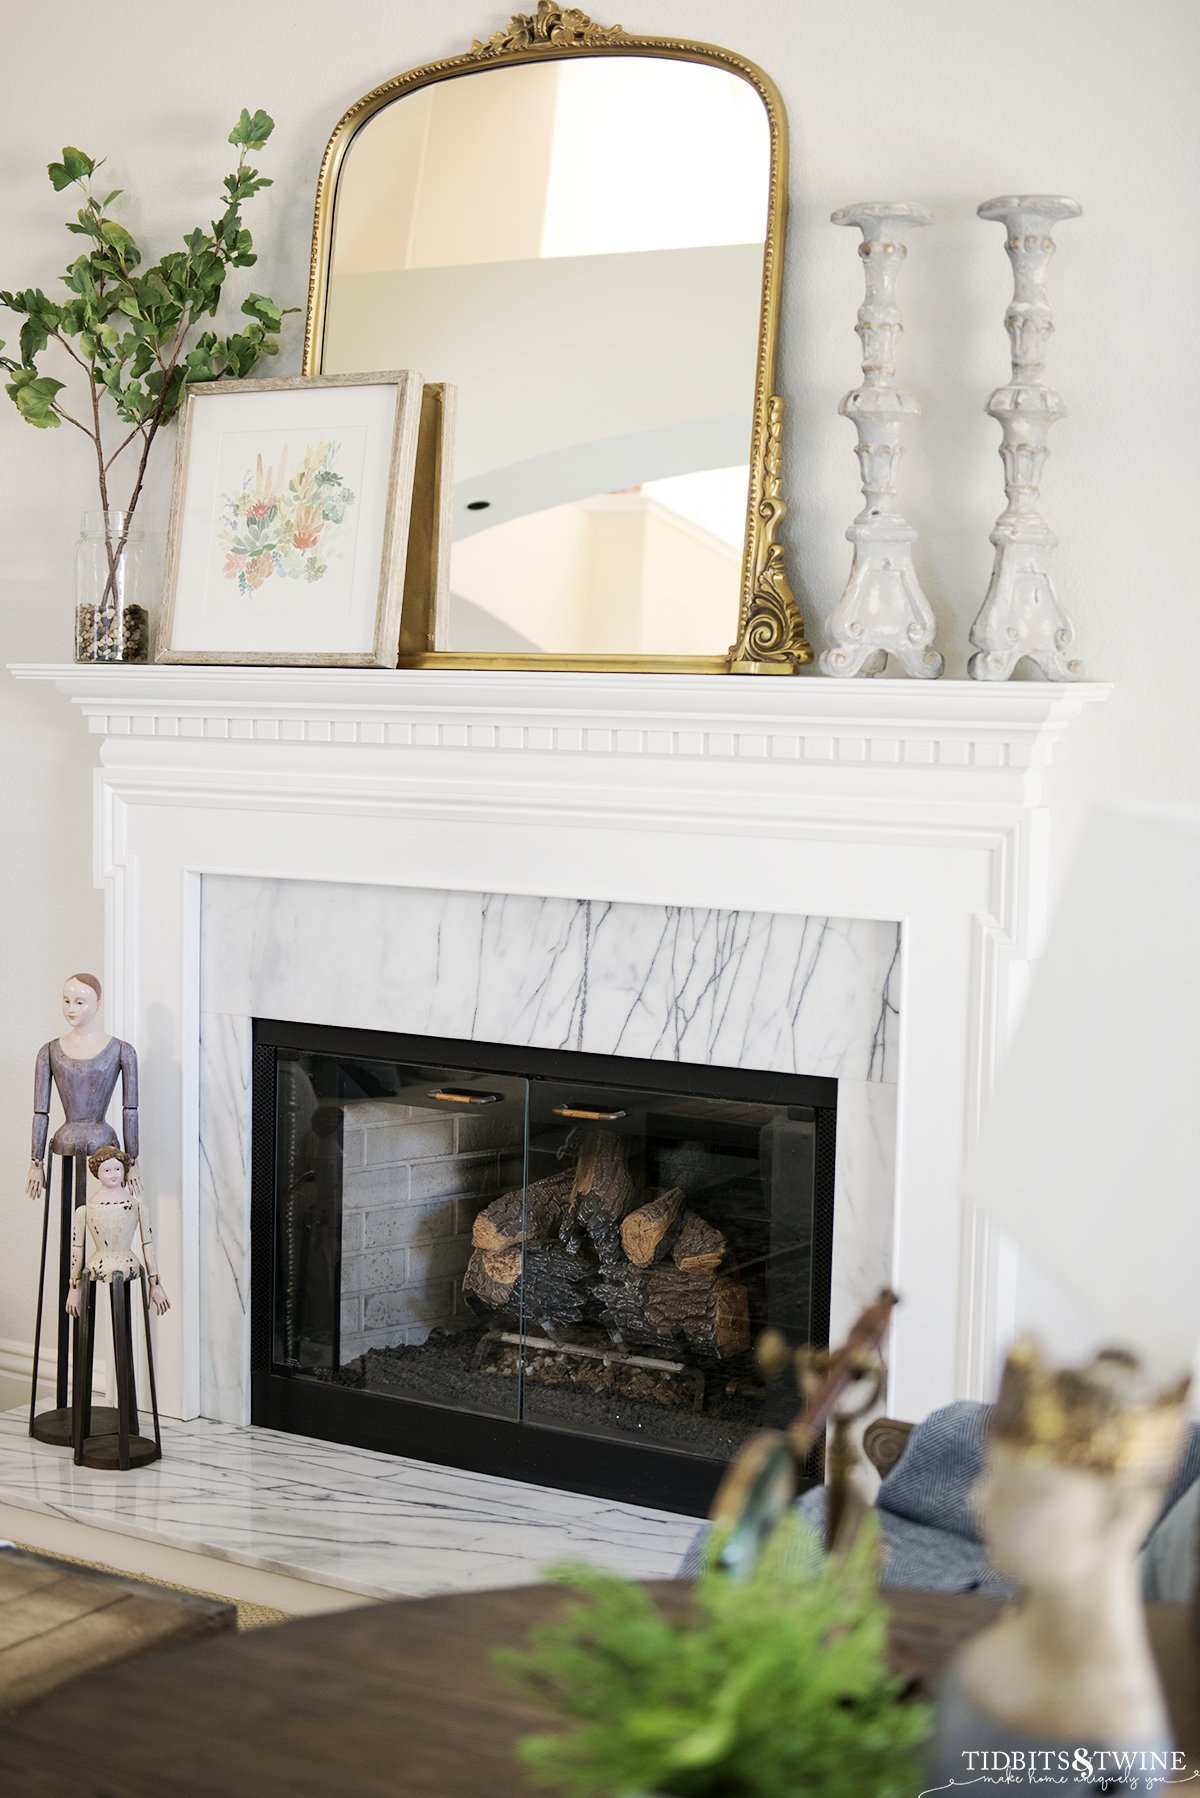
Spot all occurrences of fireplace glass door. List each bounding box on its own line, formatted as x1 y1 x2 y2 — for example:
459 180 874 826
517 1078 819 1461
273 1049 528 1423
254 1023 834 1513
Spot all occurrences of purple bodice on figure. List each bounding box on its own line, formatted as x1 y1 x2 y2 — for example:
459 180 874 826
31 1037 139 1162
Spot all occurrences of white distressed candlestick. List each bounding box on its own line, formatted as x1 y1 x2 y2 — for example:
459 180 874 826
820 202 943 680
969 195 1083 682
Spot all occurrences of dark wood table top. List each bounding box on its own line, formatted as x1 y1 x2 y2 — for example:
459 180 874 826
0 1547 234 1720
0 1580 1195 1796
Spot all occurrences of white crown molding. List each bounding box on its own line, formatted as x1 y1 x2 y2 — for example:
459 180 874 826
11 665 1108 780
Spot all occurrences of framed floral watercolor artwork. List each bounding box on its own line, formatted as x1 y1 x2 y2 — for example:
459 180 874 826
157 371 423 665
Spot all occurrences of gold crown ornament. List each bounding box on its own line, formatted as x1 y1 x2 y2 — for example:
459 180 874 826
990 1338 1190 1482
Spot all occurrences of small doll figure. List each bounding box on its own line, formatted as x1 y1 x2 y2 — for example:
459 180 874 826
66 1147 168 1317
65 1147 166 1470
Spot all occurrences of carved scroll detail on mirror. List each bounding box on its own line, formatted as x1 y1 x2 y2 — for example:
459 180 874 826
305 12 809 673
729 396 812 672
472 3 629 55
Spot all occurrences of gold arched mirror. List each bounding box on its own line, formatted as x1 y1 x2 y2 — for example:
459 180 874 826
305 5 810 673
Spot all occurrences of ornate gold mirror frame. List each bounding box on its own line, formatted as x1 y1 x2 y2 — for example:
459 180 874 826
303 3 811 674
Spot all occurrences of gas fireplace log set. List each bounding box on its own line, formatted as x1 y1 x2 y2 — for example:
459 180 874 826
563 1129 643 1266
469 1169 574 1254
462 1127 750 1361
621 1187 685 1266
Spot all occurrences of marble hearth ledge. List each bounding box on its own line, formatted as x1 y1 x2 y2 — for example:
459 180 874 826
0 1408 696 1603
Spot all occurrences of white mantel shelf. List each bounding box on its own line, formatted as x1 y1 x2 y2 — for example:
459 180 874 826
11 660 1109 1429
13 665 1108 795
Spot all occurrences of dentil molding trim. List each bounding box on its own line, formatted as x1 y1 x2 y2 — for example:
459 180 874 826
11 666 1107 772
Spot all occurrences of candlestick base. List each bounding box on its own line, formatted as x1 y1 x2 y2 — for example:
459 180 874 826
820 532 944 680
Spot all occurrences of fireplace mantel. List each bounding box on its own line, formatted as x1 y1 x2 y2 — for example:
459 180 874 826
12 664 1108 1432
15 664 1103 793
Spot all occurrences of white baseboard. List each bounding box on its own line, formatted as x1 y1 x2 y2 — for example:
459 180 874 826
0 1334 108 1395
0 1337 33 1384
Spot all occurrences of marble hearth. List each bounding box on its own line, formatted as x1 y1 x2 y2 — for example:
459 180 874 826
0 1406 698 1604
13 667 1108 1443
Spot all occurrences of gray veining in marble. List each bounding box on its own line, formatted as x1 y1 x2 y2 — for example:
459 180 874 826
202 879 901 1083
197 876 901 1429
829 1080 897 1339
0 1408 696 1601
198 1012 251 1422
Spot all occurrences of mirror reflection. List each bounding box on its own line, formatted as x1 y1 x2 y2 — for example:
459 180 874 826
321 55 771 657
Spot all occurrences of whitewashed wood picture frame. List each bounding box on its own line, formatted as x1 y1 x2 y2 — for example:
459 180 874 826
157 370 423 666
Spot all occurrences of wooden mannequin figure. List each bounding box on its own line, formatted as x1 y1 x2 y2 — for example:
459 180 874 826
26 973 140 1445
66 1147 167 1470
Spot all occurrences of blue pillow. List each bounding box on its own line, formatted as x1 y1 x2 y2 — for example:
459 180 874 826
878 1401 1200 1548
1141 1479 1200 1604
877 1401 990 1541
1159 1425 1200 1522
799 1484 1013 1595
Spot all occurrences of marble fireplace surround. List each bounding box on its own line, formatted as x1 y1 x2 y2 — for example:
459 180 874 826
14 666 1107 1432
199 881 901 1424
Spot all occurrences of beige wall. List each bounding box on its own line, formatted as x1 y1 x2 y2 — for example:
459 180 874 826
332 54 769 274
332 67 560 278
630 501 740 656
449 495 738 654
448 501 595 650
0 0 1197 1370
330 86 431 276
407 66 557 269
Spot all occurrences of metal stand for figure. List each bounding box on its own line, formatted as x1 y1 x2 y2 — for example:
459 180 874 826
29 1152 120 1446
71 1271 161 1471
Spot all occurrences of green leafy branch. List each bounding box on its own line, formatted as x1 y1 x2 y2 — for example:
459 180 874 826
495 1515 929 1798
0 109 296 615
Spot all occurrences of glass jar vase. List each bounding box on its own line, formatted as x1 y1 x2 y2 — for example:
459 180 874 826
74 510 151 663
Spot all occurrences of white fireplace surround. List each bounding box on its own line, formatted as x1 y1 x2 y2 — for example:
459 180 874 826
15 665 1107 1435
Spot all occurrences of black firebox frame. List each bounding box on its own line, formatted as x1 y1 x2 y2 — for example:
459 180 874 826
250 1017 837 1518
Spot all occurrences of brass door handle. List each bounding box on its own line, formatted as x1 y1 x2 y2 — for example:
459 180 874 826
427 1089 503 1106
552 1105 627 1121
